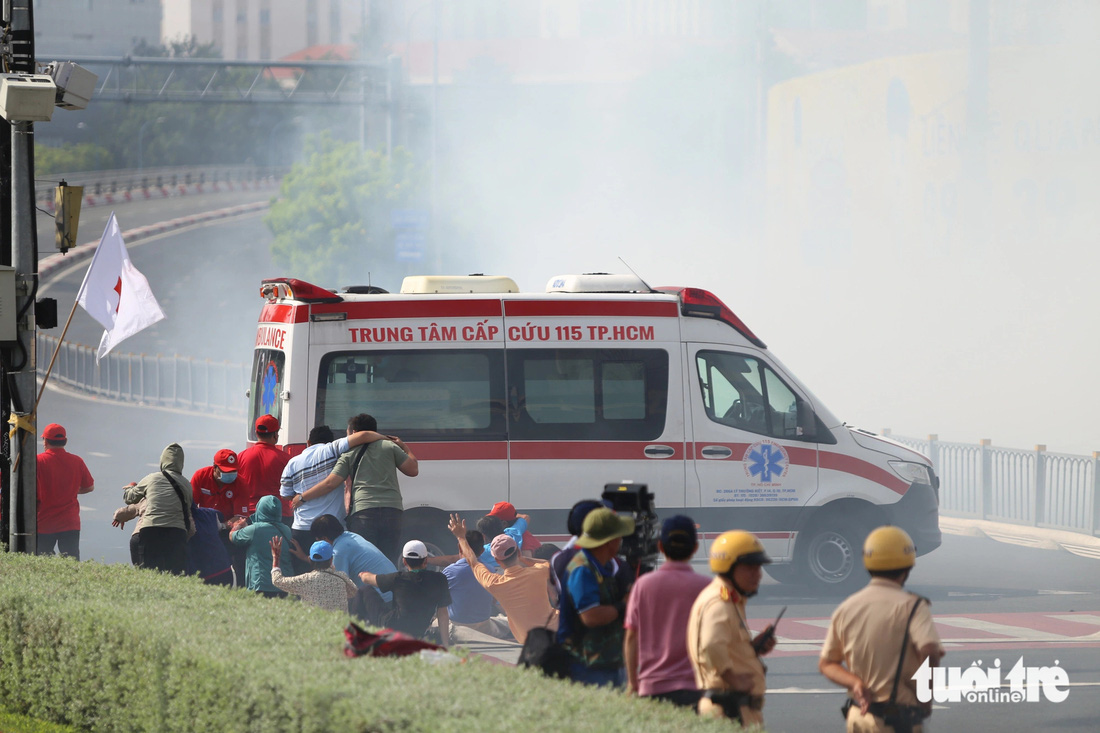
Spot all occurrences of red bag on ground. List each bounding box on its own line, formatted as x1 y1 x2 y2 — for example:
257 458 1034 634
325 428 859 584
343 622 444 658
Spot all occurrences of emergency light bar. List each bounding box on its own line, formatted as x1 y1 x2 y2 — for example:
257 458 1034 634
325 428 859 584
664 287 767 349
260 278 342 304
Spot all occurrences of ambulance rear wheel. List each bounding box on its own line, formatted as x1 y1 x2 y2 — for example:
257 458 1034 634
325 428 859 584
801 521 868 595
401 510 457 555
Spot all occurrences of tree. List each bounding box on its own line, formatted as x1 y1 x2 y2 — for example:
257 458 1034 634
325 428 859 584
264 133 423 289
34 142 113 174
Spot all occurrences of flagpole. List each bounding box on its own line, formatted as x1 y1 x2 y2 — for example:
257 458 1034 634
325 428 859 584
9 297 80 476
34 296 80 409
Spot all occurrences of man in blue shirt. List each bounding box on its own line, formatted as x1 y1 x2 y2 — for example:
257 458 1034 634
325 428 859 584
280 425 383 574
557 507 635 688
309 513 397 606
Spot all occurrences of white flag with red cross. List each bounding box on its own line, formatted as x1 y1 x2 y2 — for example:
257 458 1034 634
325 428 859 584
75 212 166 362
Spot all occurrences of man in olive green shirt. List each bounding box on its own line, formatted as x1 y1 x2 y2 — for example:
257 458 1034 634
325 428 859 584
292 414 417 565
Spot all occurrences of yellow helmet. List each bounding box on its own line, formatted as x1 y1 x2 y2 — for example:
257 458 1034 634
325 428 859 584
863 526 916 571
709 531 771 574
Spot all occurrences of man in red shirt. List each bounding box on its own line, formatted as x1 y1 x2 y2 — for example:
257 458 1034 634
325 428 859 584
36 423 95 559
190 448 240 521
237 415 291 523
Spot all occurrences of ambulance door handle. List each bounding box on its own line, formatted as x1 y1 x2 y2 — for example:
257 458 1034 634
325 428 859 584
644 445 675 459
701 445 733 459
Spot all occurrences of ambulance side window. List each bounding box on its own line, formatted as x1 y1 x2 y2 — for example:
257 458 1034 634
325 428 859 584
696 351 813 441
508 349 668 441
315 350 505 441
249 349 285 440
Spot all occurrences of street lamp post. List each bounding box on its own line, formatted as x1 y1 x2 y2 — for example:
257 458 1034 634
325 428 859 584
137 116 166 173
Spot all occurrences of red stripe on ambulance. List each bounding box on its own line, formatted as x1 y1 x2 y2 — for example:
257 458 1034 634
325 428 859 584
313 300 503 320
505 300 678 318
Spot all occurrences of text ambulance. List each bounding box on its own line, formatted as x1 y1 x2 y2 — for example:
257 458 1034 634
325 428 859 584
249 273 940 591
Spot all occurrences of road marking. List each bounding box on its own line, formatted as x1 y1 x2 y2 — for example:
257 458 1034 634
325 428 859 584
935 616 1100 643
1048 614 1100 626
757 612 1100 657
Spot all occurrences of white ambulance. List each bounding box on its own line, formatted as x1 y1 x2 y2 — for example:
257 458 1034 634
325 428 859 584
248 273 940 591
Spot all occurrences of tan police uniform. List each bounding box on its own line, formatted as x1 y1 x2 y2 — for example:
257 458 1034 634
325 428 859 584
687 576 767 728
821 578 944 733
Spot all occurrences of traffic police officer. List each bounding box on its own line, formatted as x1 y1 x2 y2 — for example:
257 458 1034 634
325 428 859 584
819 526 945 733
687 530 776 729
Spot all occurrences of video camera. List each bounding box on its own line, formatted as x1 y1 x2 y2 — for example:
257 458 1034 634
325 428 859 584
602 482 660 576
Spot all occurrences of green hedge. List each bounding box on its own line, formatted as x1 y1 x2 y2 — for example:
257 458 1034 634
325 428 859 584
0 555 733 732
0 704 78 733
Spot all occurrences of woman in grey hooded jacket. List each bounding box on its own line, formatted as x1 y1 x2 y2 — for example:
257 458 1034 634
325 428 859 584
123 443 194 575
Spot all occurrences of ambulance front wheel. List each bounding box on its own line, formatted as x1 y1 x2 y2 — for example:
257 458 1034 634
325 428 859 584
800 521 869 595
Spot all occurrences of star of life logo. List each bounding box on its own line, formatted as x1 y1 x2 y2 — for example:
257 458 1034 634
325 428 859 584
913 657 1070 704
744 440 789 485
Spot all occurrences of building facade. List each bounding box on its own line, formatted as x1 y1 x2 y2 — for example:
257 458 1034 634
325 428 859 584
162 0 367 61
34 0 161 58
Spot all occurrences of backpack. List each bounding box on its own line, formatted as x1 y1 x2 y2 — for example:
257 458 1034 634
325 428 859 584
518 611 572 679
343 622 443 658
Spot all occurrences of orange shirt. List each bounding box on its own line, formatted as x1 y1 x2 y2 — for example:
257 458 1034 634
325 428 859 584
472 559 558 645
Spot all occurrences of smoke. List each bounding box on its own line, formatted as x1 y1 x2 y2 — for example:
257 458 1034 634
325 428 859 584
420 5 1099 455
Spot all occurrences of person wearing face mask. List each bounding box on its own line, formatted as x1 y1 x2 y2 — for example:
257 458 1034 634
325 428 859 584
190 449 240 522
191 448 242 583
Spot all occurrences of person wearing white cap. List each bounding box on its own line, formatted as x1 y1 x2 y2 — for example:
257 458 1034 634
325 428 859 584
269 537 358 614
357 539 452 647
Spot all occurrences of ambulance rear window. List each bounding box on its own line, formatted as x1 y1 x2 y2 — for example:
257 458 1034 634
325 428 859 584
507 348 668 441
315 350 506 440
248 349 285 440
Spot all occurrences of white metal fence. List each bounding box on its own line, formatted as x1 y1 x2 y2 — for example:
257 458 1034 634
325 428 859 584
885 430 1099 536
37 333 248 417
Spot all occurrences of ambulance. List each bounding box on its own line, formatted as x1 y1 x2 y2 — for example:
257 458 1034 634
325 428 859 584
249 273 940 591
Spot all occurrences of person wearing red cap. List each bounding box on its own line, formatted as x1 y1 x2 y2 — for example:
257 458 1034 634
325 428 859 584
488 501 543 555
236 414 291 524
191 447 243 583
190 448 240 522
36 423 94 560
448 514 558 646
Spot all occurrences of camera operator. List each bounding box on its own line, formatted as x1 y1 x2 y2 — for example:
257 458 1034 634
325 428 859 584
556 507 636 688
549 499 634 609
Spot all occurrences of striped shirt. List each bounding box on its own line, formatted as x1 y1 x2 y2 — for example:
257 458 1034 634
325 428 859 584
279 437 351 530
271 567 358 613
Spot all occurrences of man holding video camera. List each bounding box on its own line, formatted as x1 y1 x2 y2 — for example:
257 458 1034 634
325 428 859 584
557 507 636 688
